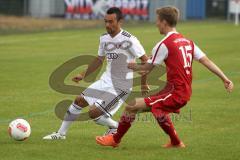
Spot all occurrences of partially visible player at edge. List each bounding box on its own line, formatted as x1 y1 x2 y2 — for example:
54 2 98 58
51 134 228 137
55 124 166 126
96 6 234 148
43 7 149 140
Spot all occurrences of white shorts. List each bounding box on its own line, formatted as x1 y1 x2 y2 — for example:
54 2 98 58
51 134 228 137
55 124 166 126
81 79 130 117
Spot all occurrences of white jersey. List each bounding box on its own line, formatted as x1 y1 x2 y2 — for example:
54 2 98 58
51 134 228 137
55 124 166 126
98 29 145 90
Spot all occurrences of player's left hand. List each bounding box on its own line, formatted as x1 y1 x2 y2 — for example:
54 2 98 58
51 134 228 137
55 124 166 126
224 79 234 93
128 62 137 71
141 84 150 96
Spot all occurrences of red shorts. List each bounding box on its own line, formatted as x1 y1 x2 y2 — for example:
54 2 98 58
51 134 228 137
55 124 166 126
144 85 188 114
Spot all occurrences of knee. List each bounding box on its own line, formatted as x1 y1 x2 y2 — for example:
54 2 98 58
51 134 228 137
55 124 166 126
89 111 96 119
74 96 87 107
125 105 138 113
89 107 103 119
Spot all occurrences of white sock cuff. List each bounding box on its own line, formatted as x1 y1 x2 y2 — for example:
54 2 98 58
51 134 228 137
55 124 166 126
68 103 82 115
94 116 119 129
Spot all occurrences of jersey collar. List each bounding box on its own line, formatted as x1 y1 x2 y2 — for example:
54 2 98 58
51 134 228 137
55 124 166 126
109 29 123 39
166 31 178 37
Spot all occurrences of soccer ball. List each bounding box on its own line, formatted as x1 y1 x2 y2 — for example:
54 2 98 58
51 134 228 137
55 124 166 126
8 119 31 141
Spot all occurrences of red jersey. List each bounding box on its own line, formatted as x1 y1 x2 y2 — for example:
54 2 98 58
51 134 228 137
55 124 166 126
149 32 205 101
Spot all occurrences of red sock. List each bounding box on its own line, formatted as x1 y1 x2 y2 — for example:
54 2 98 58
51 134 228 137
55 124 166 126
154 111 181 145
113 113 135 143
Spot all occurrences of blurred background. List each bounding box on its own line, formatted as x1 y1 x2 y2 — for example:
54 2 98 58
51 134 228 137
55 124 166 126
0 0 236 19
0 0 239 27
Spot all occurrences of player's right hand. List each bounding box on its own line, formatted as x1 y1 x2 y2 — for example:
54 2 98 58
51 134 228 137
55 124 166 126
137 70 149 76
72 74 84 83
224 79 234 93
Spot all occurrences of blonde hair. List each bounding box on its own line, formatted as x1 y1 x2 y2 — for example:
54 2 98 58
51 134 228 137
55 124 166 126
156 6 180 27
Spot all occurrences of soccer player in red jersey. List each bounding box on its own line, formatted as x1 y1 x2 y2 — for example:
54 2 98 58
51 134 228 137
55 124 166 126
95 6 234 148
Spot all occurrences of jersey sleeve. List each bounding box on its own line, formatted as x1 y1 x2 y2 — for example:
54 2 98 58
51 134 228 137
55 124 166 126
129 37 145 58
98 37 105 56
193 43 206 60
148 43 168 65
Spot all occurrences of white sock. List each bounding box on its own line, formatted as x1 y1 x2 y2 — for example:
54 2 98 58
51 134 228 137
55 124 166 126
58 103 82 135
94 116 119 129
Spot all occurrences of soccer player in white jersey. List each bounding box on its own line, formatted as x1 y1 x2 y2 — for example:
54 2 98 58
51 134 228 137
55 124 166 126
43 7 149 140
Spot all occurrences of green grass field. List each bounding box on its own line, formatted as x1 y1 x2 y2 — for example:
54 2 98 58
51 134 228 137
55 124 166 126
0 21 239 160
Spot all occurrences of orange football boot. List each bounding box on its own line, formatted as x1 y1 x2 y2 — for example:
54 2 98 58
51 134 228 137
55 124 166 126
162 141 186 148
96 134 119 148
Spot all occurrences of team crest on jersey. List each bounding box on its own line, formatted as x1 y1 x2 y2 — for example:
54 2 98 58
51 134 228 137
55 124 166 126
104 41 132 52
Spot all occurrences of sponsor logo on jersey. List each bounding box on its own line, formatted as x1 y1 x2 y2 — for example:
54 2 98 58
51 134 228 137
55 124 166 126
107 53 118 59
104 41 132 51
